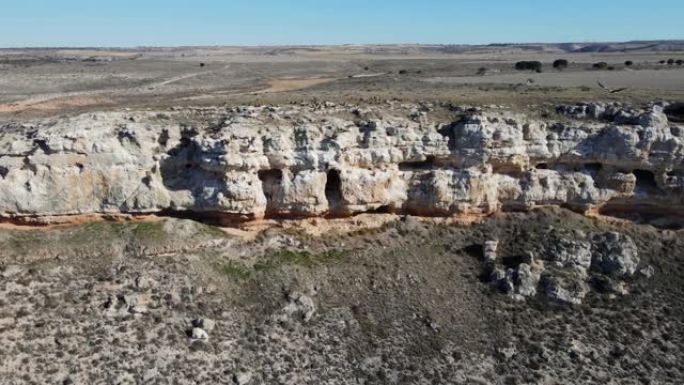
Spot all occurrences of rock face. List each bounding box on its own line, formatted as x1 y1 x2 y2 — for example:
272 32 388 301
1 103 683 223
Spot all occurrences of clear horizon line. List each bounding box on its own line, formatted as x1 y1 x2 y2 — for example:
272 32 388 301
2 38 684 50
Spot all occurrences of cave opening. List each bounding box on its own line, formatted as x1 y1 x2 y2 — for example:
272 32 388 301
501 254 528 269
633 169 658 190
584 163 603 173
258 169 283 213
665 103 684 123
325 169 343 213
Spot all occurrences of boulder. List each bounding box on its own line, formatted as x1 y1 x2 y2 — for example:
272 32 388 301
543 229 592 273
190 327 209 340
515 263 540 297
483 240 499 263
590 232 639 277
281 292 316 323
540 271 589 305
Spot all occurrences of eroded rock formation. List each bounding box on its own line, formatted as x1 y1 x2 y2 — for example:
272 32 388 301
0 102 683 224
480 229 645 305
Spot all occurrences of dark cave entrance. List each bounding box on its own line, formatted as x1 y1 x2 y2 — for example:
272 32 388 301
325 169 343 213
258 169 283 214
633 169 658 191
665 103 684 123
584 163 603 173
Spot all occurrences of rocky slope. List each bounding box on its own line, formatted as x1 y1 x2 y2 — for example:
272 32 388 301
1 209 682 385
1 102 683 225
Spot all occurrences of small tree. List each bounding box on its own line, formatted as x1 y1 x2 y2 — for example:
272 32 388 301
515 61 543 72
476 67 488 76
624 60 634 66
553 59 569 70
593 62 608 70
677 60 684 66
667 58 675 65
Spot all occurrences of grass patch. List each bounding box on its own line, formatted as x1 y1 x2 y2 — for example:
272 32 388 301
131 221 166 239
218 261 253 280
216 249 346 281
256 249 345 270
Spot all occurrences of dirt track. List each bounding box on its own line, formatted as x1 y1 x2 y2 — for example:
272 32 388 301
1 46 682 119
426 68 684 91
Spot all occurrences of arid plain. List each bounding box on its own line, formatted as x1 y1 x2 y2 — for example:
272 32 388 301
1 42 684 385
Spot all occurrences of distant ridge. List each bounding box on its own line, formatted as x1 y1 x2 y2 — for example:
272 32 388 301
1 40 683 53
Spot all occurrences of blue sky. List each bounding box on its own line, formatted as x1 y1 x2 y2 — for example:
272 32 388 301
1 0 682 47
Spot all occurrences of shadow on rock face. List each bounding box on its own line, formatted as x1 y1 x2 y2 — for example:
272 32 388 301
159 134 227 208
665 102 684 123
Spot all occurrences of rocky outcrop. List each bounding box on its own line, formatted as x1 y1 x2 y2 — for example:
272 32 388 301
481 230 643 305
0 102 683 223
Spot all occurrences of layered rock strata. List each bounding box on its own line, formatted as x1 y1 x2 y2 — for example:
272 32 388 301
0 103 683 223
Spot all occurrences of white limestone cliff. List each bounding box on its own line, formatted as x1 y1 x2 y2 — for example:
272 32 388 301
0 103 682 223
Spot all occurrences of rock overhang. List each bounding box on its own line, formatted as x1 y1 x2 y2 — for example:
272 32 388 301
0 102 683 225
